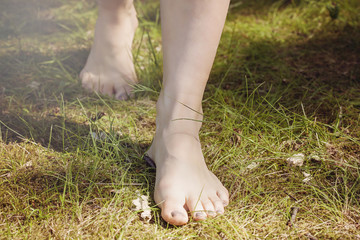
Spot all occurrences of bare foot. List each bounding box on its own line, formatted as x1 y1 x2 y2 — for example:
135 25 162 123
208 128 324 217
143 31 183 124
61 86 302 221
80 2 138 100
147 95 229 225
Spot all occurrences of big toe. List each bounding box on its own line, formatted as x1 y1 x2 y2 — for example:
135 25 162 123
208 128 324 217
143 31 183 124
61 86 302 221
187 197 208 221
161 201 188 226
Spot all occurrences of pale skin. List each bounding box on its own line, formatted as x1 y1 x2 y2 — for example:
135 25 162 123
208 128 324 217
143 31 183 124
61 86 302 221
81 0 230 225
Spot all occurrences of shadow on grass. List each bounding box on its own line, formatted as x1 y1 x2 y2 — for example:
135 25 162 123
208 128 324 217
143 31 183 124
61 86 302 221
212 23 360 127
0 0 95 39
0 0 156 209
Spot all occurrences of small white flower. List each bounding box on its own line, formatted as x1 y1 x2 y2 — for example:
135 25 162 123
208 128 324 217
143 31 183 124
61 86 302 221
132 190 152 222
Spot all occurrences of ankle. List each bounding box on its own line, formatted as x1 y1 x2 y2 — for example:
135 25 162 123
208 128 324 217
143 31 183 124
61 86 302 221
155 92 203 135
98 2 137 27
98 0 134 12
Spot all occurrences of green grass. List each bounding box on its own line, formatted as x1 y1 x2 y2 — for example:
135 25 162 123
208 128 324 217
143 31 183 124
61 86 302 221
1 0 360 238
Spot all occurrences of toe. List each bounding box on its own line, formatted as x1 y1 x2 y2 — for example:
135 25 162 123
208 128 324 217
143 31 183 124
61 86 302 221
209 195 225 214
187 197 207 221
80 71 91 88
115 90 130 100
217 189 229 206
115 85 133 100
201 199 216 217
81 72 98 91
161 201 188 226
101 84 115 97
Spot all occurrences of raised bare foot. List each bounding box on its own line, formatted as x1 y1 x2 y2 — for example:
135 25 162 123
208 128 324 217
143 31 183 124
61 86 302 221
147 95 229 225
80 1 138 100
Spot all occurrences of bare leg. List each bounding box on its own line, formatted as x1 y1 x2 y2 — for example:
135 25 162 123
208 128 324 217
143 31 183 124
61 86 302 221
147 0 230 225
80 0 138 100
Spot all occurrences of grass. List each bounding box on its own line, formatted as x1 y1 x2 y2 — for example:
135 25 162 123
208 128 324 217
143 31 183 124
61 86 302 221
1 0 360 238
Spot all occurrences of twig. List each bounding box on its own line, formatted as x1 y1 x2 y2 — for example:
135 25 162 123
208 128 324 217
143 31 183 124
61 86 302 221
80 182 143 186
264 170 284 177
0 173 10 178
287 207 299 227
284 191 298 202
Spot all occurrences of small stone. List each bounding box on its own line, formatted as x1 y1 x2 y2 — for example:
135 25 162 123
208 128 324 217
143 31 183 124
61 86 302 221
110 189 122 194
287 153 305 167
90 131 107 141
246 162 259 170
309 154 321 161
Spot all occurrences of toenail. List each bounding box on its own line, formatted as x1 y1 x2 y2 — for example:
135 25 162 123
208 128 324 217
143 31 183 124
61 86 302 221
216 209 224 214
116 93 128 100
171 211 183 218
195 212 206 219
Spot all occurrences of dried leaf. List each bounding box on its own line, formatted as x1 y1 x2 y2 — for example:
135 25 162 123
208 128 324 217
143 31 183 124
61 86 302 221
302 172 313 183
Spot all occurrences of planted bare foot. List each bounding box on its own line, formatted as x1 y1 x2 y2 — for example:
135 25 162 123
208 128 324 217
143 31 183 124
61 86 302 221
80 1 138 100
147 95 229 225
